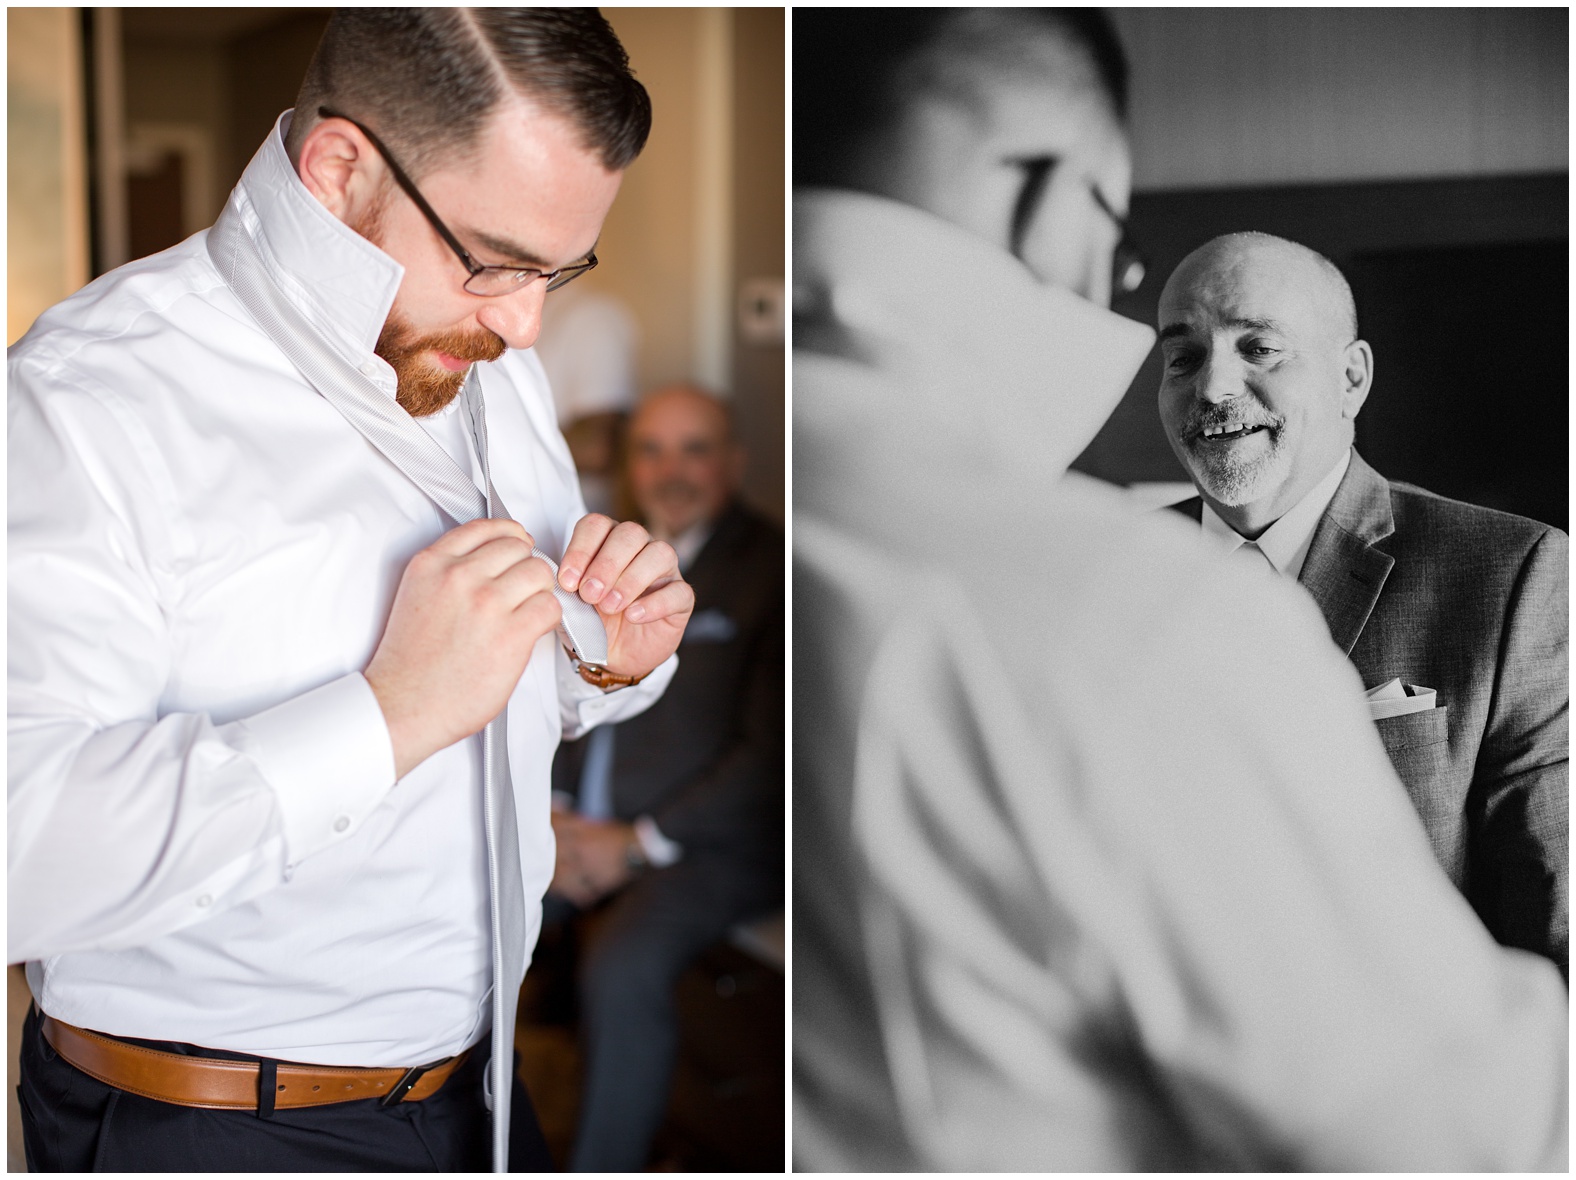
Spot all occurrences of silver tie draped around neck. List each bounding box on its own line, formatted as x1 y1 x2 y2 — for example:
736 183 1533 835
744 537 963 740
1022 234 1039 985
208 209 604 1172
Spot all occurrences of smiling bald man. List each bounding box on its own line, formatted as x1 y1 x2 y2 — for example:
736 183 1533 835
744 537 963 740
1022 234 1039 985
1159 232 1568 978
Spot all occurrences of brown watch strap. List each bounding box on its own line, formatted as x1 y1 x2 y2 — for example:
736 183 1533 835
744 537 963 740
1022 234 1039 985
570 654 647 690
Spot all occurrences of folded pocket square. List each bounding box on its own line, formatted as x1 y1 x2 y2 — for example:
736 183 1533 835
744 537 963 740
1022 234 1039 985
682 608 738 645
1365 677 1438 720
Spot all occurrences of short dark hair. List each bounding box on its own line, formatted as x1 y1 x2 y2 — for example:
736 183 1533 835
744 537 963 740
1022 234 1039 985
286 8 651 175
794 8 1127 190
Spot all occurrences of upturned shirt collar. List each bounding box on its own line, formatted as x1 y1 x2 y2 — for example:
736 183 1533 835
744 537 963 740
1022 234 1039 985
793 188 1155 545
213 110 405 369
1201 448 1352 580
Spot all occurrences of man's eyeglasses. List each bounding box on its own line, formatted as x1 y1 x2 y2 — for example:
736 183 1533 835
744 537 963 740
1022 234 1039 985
318 107 597 297
1008 155 1148 297
1088 185 1146 297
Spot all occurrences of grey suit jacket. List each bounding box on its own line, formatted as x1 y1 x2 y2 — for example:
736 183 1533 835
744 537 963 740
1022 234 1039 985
1175 450 1569 975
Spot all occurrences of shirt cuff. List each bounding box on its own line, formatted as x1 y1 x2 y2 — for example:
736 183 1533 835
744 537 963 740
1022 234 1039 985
559 651 679 739
634 815 684 868
235 673 396 865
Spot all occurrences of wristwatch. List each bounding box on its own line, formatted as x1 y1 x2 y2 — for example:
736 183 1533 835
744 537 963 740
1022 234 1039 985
568 652 647 691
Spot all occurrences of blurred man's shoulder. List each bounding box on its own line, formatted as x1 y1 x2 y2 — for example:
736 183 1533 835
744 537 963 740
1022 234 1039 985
945 472 1321 674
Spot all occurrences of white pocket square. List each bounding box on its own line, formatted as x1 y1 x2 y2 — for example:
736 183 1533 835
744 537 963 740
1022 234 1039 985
682 608 738 644
1365 677 1438 720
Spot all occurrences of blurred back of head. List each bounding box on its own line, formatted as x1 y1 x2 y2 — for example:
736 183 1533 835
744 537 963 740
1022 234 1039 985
794 8 1133 303
285 8 652 178
795 8 1126 188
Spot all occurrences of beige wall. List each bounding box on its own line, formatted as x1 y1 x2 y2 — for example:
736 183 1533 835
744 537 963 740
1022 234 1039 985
8 7 89 344
1114 8 1568 191
730 8 786 523
580 8 784 522
590 8 713 395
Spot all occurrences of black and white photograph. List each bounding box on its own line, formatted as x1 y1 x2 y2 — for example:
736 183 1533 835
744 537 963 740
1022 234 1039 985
793 7 1567 1172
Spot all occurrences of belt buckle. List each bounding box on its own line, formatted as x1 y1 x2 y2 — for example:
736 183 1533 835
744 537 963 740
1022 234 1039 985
379 1064 428 1107
378 1053 454 1107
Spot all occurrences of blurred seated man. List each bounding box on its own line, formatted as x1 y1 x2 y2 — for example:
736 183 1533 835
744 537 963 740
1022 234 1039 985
546 384 783 1171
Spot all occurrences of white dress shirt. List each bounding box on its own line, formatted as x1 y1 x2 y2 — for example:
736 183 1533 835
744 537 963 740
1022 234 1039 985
8 112 675 1067
793 188 1567 1171
1200 449 1351 578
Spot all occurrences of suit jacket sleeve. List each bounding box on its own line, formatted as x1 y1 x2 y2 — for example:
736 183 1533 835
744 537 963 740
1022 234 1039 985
651 584 784 858
1469 526 1569 978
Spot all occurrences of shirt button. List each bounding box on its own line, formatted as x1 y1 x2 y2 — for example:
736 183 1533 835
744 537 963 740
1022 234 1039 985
358 361 379 377
196 894 212 908
333 815 351 834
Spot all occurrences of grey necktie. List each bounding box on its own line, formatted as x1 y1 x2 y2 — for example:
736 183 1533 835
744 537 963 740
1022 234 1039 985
208 216 602 1172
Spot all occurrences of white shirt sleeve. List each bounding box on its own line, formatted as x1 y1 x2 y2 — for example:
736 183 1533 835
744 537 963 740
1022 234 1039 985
7 366 396 964
555 646 678 742
852 544 1567 1172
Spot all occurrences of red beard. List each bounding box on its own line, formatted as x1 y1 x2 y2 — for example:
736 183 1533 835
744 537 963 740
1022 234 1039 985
353 194 506 417
374 317 505 417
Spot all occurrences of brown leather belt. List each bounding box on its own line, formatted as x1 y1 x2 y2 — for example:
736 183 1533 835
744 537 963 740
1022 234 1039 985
41 1014 470 1111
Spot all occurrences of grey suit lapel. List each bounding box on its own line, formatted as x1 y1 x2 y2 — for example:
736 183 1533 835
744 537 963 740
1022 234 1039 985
1298 450 1396 656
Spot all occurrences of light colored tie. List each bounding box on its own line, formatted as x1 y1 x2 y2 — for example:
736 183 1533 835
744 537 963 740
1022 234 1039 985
207 215 601 1172
459 382 528 1173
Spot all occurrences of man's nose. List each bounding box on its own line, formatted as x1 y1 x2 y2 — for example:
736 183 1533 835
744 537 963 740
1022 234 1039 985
475 280 549 351
1195 351 1245 405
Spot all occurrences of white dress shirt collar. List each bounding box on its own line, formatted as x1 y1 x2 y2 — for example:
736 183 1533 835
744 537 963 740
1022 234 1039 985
225 109 404 366
1201 448 1352 580
793 188 1155 555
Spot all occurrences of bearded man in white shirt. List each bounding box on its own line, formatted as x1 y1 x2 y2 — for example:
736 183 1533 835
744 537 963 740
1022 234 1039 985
9 9 694 1172
793 7 1565 1171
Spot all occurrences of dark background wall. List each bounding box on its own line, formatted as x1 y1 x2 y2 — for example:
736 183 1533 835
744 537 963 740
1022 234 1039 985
1073 9 1567 531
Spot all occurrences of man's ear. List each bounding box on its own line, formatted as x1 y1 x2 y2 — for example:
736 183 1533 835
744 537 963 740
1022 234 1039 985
296 117 381 225
1340 339 1374 420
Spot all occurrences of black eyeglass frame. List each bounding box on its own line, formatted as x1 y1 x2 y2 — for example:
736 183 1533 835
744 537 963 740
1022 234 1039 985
1007 154 1148 297
317 106 598 296
1088 184 1147 297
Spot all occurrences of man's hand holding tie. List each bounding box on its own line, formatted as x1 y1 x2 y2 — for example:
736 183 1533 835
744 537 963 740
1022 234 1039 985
558 513 695 677
366 514 692 780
